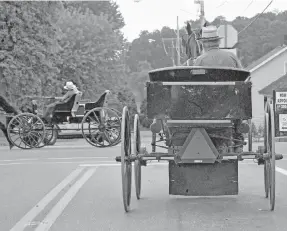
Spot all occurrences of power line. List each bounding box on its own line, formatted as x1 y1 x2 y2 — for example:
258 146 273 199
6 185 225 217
238 0 273 35
241 0 254 15
180 9 196 16
216 0 229 8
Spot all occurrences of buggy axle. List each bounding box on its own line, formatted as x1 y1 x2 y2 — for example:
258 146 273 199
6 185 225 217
115 152 283 163
115 152 176 163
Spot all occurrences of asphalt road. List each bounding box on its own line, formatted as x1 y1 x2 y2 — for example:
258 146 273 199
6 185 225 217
1 138 287 231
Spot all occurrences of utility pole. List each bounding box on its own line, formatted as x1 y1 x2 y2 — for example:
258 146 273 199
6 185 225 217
176 16 180 66
171 41 175 66
194 0 205 27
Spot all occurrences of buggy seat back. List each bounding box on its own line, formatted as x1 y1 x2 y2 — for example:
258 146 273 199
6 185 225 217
53 92 82 116
84 90 110 111
71 91 83 117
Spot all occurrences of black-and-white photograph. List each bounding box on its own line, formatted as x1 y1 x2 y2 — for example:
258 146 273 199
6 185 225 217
0 0 287 230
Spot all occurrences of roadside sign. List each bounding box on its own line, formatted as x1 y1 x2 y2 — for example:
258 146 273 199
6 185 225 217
274 89 287 137
218 24 238 49
275 92 287 104
279 114 287 131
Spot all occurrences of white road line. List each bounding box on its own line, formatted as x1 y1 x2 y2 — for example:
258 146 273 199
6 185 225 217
0 161 115 166
79 162 169 167
0 158 39 162
0 162 24 166
30 161 114 165
80 163 120 167
45 145 119 149
47 157 109 160
0 145 120 150
16 158 39 161
35 168 96 231
0 157 109 163
10 167 85 231
276 166 287 176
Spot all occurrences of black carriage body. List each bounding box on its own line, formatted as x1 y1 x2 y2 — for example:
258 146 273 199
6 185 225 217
147 66 252 120
52 92 108 124
146 66 252 197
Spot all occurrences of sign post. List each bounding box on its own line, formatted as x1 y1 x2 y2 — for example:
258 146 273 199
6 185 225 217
273 89 287 137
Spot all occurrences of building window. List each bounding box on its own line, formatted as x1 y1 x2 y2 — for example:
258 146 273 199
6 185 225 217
285 61 287 74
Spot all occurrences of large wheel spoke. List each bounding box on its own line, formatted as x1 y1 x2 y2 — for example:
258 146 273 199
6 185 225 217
104 131 112 144
92 111 100 124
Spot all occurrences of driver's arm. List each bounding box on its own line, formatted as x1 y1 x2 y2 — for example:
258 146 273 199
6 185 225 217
55 92 71 102
55 96 64 101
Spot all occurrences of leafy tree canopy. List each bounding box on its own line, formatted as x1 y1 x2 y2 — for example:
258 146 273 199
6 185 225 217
0 1 63 100
56 7 124 100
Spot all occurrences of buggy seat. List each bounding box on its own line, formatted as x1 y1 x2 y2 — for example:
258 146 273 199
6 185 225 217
53 91 83 117
84 90 110 111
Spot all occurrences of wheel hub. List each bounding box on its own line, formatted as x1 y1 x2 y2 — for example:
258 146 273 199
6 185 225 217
98 124 106 132
22 126 32 133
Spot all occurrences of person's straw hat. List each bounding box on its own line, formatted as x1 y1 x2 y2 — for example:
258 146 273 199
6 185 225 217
196 26 223 41
64 81 76 90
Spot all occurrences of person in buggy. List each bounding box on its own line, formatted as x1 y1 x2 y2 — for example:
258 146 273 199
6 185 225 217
192 25 245 153
193 25 242 68
42 81 80 124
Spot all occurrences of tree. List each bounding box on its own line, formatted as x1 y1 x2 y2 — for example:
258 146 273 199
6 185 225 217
126 10 287 70
64 1 125 31
126 26 187 72
128 61 151 110
0 1 64 100
56 7 125 100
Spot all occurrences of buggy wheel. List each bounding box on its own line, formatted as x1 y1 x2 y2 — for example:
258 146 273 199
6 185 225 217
45 125 58 146
264 102 276 211
121 106 132 212
81 107 121 148
264 161 270 198
7 113 45 149
264 113 269 198
134 114 141 200
37 125 58 148
109 108 122 147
